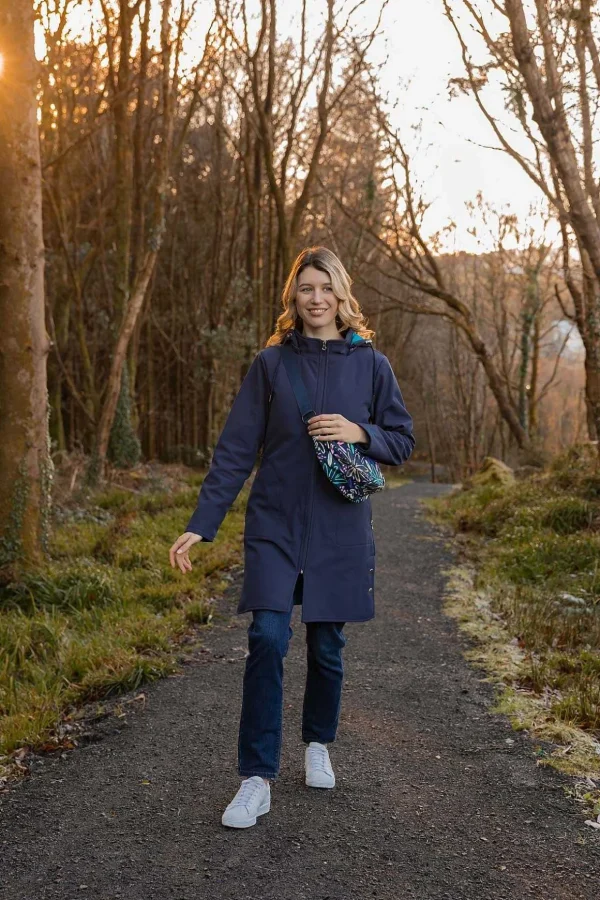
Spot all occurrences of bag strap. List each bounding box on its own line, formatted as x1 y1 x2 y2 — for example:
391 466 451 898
369 345 376 422
280 342 377 425
279 343 316 424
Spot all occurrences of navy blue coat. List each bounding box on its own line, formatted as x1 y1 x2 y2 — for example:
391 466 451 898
185 326 415 622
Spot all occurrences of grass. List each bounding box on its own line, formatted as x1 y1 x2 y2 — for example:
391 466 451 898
0 462 248 781
424 443 600 788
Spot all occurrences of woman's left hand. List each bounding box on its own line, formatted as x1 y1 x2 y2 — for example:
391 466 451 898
307 414 368 444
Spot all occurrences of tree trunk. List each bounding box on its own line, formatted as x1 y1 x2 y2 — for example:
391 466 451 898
88 0 176 483
0 0 52 569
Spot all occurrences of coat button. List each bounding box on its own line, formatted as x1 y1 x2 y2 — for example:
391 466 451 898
368 587 373 592
369 568 374 573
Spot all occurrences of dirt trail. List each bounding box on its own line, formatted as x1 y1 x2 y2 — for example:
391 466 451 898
1 481 599 900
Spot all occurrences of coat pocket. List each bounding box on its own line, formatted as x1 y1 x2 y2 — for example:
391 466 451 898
334 500 374 547
244 460 284 537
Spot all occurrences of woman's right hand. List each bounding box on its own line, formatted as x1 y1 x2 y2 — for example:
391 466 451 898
169 532 203 574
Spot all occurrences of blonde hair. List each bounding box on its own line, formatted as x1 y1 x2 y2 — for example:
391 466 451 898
265 246 374 347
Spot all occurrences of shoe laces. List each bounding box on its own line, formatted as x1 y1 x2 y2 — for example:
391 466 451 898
230 777 264 809
307 744 330 773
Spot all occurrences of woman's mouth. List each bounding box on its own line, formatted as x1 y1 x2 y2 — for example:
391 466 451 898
308 308 328 316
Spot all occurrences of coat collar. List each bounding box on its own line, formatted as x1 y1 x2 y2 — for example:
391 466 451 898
282 325 371 354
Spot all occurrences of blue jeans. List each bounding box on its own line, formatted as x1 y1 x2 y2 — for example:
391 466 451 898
238 580 347 779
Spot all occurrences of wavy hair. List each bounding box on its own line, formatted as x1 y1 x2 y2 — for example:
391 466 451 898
265 246 374 347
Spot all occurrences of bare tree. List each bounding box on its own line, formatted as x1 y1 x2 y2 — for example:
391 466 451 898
0 0 52 567
207 0 387 341
326 108 534 451
38 0 213 482
444 0 600 449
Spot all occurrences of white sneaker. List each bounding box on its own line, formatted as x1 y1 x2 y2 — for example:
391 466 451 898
305 741 335 789
221 776 271 828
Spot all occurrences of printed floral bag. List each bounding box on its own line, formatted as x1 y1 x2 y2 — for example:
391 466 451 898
279 343 385 503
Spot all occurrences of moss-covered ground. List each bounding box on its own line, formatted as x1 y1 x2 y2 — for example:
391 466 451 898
424 444 600 818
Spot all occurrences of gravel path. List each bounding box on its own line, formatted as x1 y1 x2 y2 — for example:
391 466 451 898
1 481 599 899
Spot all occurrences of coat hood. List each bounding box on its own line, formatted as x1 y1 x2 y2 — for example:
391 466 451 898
283 325 372 354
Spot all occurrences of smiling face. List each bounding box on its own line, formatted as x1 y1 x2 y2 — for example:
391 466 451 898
294 265 340 334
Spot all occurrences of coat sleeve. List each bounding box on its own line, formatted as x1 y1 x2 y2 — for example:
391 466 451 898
354 354 415 466
184 352 271 541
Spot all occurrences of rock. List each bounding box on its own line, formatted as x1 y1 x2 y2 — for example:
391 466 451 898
467 457 516 490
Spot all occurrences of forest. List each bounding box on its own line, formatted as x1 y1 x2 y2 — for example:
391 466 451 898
1 0 600 875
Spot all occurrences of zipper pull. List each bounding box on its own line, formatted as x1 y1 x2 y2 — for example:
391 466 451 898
322 340 326 350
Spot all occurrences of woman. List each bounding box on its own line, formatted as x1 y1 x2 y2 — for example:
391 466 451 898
169 246 415 829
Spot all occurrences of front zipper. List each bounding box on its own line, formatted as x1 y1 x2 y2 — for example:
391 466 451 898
298 336 371 574
299 340 328 573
